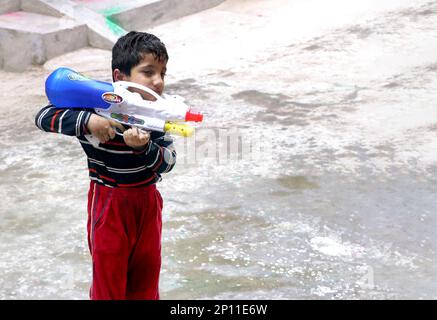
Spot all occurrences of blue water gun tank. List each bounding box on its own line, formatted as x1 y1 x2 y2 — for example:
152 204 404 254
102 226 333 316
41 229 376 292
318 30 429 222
45 67 113 109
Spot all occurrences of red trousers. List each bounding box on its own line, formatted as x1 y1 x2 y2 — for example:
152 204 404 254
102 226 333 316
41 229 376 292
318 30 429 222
86 180 163 300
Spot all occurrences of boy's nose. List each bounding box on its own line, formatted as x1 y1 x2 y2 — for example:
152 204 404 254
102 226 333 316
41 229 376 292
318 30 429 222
153 76 164 94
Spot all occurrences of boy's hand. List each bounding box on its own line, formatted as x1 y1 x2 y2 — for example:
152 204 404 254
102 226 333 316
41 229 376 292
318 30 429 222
87 114 125 144
123 127 151 149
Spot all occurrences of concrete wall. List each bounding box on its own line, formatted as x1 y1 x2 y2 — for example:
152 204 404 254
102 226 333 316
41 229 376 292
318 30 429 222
20 0 64 17
0 23 87 71
0 0 21 15
0 0 228 71
111 0 226 31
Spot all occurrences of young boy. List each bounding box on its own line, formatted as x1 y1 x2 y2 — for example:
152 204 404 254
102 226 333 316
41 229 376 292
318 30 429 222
35 31 176 300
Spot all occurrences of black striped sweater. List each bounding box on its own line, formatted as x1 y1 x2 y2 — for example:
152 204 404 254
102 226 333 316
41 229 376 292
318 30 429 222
35 105 176 188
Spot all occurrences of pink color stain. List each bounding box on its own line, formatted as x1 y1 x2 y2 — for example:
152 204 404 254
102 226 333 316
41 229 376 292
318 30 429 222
2 11 23 18
74 0 105 3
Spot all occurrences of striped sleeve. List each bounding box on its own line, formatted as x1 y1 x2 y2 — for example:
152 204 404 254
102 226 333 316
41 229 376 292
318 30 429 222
133 134 177 174
35 105 92 137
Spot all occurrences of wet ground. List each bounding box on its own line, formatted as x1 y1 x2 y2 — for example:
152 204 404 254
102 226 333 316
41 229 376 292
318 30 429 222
1 0 437 299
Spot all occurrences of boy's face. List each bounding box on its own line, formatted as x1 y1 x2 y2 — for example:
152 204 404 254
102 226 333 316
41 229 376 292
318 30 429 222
114 53 167 99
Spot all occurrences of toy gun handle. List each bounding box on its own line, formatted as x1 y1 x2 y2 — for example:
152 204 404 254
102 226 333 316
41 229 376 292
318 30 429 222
116 81 162 101
115 81 203 122
84 129 136 147
85 134 101 147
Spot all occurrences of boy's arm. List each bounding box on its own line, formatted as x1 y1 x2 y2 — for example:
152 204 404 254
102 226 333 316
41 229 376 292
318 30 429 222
35 105 124 142
35 105 92 136
128 131 177 174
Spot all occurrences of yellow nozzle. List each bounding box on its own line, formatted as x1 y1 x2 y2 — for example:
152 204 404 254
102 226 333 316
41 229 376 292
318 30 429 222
164 122 194 137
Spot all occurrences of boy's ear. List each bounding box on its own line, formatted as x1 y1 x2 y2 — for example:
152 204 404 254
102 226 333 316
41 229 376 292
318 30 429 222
113 69 127 81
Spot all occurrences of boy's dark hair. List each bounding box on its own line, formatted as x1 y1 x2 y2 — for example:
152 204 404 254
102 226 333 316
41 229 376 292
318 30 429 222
112 31 169 79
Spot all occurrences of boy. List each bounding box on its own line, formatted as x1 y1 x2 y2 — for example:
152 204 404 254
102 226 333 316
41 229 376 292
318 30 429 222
35 31 176 300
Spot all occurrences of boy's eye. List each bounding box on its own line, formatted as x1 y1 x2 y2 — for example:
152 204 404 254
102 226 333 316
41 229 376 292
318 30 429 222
161 72 166 78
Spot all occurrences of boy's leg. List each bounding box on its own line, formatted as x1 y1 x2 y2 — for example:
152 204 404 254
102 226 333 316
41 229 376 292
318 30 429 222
87 181 130 300
125 187 163 300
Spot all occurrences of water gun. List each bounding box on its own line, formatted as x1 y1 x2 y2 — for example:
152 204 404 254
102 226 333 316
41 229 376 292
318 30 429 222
45 67 203 145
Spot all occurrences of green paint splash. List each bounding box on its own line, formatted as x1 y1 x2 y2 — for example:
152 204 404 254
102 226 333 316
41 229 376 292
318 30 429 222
105 17 127 36
99 6 127 37
99 6 125 17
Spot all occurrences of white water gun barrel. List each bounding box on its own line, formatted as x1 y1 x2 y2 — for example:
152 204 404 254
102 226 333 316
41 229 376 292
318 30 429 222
112 81 203 122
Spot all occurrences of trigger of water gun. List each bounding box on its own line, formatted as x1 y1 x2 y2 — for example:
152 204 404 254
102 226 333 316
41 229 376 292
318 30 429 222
164 122 194 137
